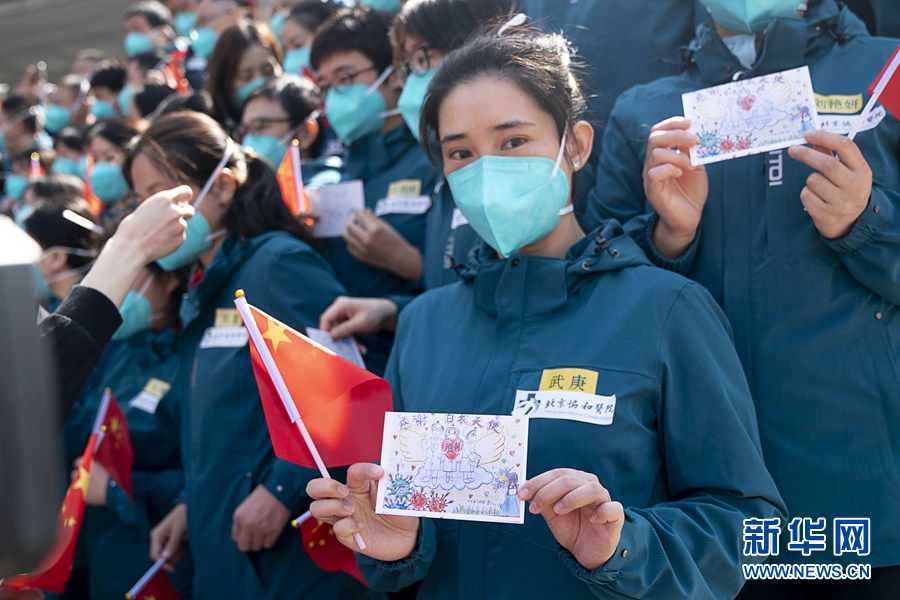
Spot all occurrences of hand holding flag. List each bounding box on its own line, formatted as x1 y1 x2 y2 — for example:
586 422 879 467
848 44 900 140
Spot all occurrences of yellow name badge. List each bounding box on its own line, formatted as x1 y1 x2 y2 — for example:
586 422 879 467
143 377 171 398
814 94 864 115
387 179 422 197
539 369 598 394
215 308 243 328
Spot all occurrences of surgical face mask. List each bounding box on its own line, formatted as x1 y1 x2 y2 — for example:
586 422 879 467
113 275 165 340
447 131 573 257
282 47 311 76
703 0 806 34
360 0 400 11
44 103 72 134
243 127 297 168
235 77 265 107
5 174 28 200
722 34 758 69
118 85 135 116
124 30 157 57
156 141 233 271
191 28 219 60
324 66 392 143
91 99 118 120
89 162 129 205
398 68 434 142
51 155 84 178
174 11 197 37
270 11 286 41
14 202 36 228
32 246 97 299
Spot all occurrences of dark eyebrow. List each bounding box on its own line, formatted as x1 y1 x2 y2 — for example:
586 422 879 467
440 120 537 146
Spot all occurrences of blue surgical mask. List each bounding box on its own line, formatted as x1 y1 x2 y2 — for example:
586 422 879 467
89 162 129 205
174 11 197 37
5 174 27 200
397 69 434 142
235 77 266 107
31 247 97 300
702 0 805 34
156 141 233 271
51 156 79 177
118 85 135 116
44 103 72 134
124 31 155 57
282 47 311 76
447 131 573 257
14 202 36 228
360 0 400 11
91 99 118 120
191 28 219 60
243 129 295 168
270 12 287 41
325 66 392 143
114 289 155 340
31 263 53 301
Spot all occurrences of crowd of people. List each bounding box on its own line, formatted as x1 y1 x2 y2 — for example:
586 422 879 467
1 0 898 599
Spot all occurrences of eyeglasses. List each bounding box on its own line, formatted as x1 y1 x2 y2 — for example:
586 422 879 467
317 65 378 98
397 45 433 85
234 117 291 140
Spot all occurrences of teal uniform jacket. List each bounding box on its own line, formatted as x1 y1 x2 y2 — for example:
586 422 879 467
62 328 193 599
422 179 479 291
587 1 900 566
361 223 786 599
177 231 378 599
317 124 439 374
302 153 351 191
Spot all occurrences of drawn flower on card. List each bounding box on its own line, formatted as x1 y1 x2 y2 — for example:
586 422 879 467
737 95 756 111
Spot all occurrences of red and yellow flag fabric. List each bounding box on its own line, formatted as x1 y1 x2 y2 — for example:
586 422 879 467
93 391 134 497
125 558 182 600
869 44 900 119
82 153 104 215
1 436 97 593
299 516 367 586
235 295 392 469
276 140 311 217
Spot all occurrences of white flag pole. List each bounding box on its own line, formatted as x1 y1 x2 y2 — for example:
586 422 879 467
234 290 366 549
848 48 900 141
124 557 166 599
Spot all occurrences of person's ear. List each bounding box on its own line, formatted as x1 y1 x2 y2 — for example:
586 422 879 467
212 168 237 206
568 120 594 171
43 248 70 273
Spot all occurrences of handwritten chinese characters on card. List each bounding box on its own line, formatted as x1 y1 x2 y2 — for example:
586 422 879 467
682 66 819 166
376 412 528 524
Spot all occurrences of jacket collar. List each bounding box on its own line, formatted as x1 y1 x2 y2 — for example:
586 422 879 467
347 124 417 181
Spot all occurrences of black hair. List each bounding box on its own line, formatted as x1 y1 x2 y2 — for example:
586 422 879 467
205 20 284 127
1 95 41 134
310 7 395 73
90 63 127 93
153 90 216 119
390 0 516 63
124 0 174 28
25 173 86 204
243 74 325 155
420 28 586 165
134 83 177 117
86 119 140 150
123 110 314 244
287 0 341 35
54 127 86 153
22 197 100 269
129 49 167 72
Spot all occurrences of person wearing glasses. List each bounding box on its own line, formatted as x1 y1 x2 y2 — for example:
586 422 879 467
309 6 439 375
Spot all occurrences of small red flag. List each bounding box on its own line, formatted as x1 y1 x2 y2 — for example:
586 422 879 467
234 294 392 469
92 390 134 497
125 558 182 600
868 44 900 119
276 140 312 218
1 436 98 593
298 515 367 586
82 153 104 216
30 152 44 178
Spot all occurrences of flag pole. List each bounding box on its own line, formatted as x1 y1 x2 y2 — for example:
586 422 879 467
124 557 166 599
291 509 314 529
848 48 900 141
234 290 366 550
90 388 112 447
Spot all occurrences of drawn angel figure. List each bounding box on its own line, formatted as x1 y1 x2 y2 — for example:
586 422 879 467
422 422 444 487
500 472 520 518
400 425 506 491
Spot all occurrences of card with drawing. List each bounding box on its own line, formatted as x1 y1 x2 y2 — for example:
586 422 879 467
682 66 819 166
376 412 528 524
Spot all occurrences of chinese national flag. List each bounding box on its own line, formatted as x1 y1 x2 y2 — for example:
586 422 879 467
93 392 134 497
300 517 367 586
125 560 182 600
30 152 44 178
276 142 311 217
869 44 900 119
239 300 392 468
82 153 104 215
1 436 98 593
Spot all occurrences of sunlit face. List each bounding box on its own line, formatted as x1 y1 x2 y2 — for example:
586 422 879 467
89 135 126 166
280 18 315 53
232 43 282 91
124 14 154 35
240 96 292 140
438 76 570 181
317 49 396 109
401 32 446 74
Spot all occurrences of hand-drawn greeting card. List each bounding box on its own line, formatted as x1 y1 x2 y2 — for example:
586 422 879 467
376 412 528 524
308 179 365 238
682 66 819 166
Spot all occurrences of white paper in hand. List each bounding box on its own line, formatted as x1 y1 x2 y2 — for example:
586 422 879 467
308 180 366 238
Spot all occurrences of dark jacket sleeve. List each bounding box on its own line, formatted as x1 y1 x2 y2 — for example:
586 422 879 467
38 285 122 422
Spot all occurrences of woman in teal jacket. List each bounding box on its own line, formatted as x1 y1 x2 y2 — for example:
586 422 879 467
123 111 376 599
586 1 900 592
308 28 786 599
